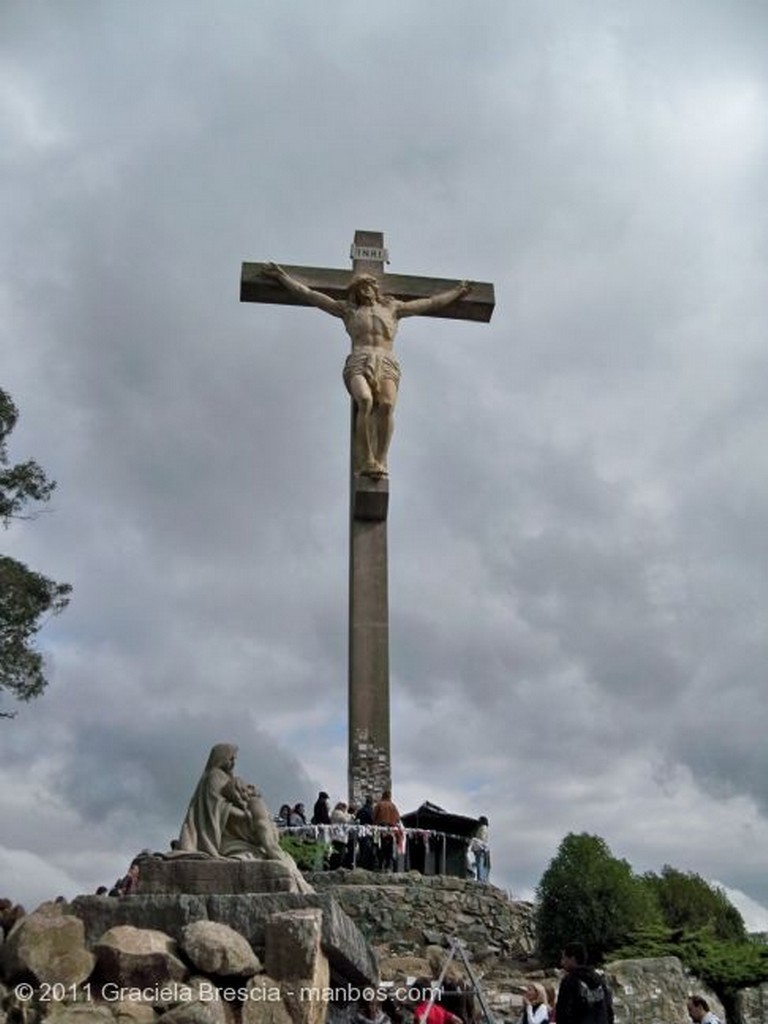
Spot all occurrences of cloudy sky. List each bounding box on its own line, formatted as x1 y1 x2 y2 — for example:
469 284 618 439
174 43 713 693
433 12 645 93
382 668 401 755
2 1 768 928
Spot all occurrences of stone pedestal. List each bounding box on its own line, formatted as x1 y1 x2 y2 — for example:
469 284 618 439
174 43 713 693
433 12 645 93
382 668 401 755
138 858 300 895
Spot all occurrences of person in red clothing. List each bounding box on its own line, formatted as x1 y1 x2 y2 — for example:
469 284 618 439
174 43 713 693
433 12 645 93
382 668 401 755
413 980 463 1024
373 789 401 825
373 789 401 871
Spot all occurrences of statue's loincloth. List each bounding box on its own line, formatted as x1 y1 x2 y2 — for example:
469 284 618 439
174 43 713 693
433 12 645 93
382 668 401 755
343 348 401 394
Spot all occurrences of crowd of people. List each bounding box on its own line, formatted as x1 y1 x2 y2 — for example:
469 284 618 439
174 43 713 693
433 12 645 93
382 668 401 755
358 941 723 1024
93 859 141 897
276 788 406 871
276 789 491 879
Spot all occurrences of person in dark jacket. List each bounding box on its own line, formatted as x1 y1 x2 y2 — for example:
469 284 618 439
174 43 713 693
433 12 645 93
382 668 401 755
355 795 376 868
356 795 374 825
311 791 331 825
555 943 614 1024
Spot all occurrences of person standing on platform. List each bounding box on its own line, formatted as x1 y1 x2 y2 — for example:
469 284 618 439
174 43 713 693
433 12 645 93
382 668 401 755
373 789 401 871
311 791 331 825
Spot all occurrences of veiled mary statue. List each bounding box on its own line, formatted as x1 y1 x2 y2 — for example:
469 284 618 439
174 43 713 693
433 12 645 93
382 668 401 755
178 743 312 893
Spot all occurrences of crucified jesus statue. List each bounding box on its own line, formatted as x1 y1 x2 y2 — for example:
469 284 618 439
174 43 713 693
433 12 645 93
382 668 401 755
263 263 471 478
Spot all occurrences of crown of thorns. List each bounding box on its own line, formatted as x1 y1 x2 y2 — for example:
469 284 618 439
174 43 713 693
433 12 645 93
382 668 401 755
347 274 380 296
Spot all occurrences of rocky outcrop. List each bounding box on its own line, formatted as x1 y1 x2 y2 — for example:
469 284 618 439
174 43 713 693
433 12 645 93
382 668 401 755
0 896 373 1024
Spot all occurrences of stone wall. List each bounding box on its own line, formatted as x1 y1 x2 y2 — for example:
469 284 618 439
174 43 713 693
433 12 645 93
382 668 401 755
304 871 535 964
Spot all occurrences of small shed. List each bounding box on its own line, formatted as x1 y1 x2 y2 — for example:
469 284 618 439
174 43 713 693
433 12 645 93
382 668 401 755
402 801 481 878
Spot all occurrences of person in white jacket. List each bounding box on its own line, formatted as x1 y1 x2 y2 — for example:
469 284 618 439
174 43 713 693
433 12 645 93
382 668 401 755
522 984 550 1024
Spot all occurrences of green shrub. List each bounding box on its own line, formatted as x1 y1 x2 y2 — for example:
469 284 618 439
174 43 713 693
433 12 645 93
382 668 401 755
279 834 329 871
641 866 747 942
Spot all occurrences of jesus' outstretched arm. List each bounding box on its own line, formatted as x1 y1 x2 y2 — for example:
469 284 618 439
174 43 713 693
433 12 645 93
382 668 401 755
263 262 344 317
395 280 472 319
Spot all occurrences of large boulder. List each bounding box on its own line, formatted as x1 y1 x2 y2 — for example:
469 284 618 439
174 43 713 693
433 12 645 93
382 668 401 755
180 922 261 978
605 956 724 1024
94 926 188 988
1 908 95 986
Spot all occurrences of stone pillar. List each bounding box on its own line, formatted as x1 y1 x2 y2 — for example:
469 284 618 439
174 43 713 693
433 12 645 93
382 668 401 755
348 476 391 806
347 231 391 806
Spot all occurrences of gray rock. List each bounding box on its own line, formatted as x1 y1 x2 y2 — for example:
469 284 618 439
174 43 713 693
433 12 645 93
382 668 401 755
180 922 260 978
605 956 723 1024
1 909 95 986
94 927 188 988
265 911 324 982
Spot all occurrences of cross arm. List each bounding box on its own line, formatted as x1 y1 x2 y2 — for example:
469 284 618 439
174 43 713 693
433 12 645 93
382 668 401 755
240 263 495 322
240 264 351 310
381 272 494 322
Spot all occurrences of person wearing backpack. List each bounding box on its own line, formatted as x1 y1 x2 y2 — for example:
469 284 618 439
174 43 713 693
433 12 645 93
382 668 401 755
555 943 614 1024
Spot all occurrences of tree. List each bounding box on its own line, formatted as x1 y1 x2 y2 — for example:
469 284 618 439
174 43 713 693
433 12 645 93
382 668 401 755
1 387 71 715
534 832 660 965
642 865 747 942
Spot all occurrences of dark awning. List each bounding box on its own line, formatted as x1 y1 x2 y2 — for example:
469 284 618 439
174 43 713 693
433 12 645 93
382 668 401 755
401 801 480 838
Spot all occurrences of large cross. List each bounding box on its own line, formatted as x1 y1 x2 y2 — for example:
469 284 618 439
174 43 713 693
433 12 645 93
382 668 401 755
240 230 494 806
